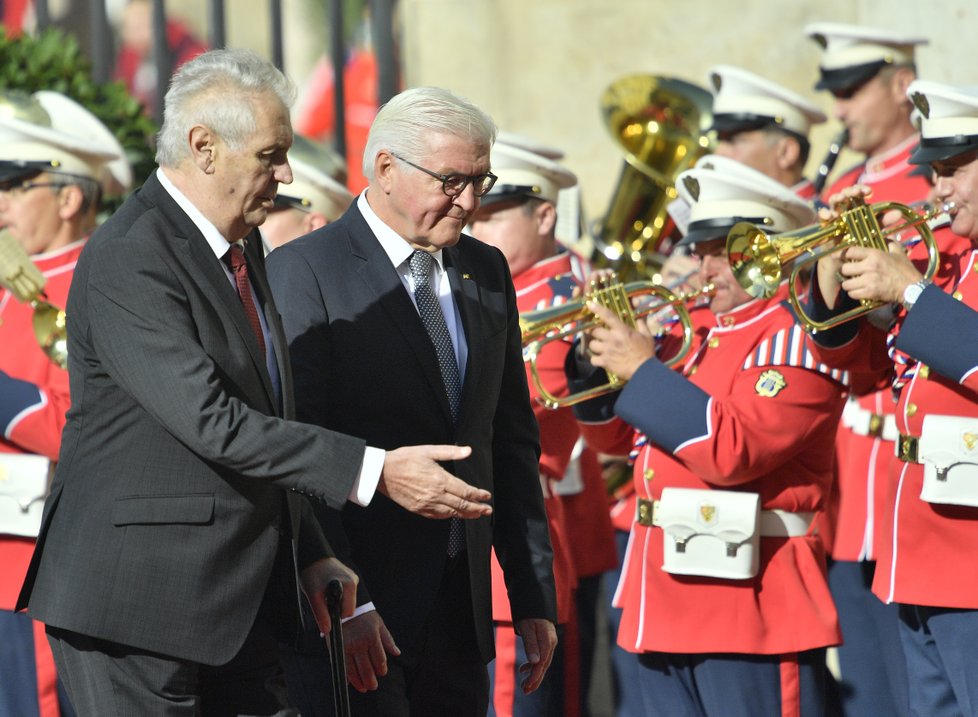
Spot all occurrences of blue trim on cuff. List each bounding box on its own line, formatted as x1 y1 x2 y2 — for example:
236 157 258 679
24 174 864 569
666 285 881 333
0 371 43 433
896 284 978 382
565 342 620 423
614 359 711 453
802 283 861 347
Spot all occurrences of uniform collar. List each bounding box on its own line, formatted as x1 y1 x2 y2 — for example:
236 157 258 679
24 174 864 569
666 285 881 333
711 283 789 329
864 133 919 176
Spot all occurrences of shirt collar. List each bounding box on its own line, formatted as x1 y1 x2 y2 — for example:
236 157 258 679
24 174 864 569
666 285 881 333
157 168 235 259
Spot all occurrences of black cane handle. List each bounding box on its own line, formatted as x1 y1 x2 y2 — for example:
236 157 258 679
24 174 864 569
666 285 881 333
326 579 351 717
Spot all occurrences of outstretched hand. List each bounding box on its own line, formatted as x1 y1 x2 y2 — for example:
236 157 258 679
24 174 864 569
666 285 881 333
379 444 492 519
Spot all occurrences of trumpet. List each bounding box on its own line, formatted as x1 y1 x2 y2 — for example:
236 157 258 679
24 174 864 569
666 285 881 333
521 273 714 409
0 229 67 369
726 196 946 333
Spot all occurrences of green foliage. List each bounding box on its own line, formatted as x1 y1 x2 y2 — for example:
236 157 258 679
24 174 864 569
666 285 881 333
0 27 158 210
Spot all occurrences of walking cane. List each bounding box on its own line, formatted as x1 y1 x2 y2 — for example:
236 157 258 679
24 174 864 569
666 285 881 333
326 579 351 717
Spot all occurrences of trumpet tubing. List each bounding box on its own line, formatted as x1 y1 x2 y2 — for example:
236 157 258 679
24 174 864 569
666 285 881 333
726 197 944 333
521 274 713 409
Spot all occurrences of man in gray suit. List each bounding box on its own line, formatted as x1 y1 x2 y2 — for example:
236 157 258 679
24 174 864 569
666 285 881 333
267 87 558 716
17 50 490 716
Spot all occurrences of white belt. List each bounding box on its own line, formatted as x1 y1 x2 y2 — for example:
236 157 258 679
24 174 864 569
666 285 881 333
637 499 814 537
842 400 898 441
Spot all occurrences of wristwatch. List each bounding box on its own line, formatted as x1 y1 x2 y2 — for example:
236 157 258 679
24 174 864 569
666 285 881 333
901 279 932 312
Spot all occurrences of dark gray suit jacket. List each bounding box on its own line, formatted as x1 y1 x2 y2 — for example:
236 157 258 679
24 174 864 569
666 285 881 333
18 173 366 666
265 202 556 662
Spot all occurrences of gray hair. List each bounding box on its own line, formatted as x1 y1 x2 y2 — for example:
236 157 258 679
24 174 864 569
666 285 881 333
362 86 497 181
155 48 296 167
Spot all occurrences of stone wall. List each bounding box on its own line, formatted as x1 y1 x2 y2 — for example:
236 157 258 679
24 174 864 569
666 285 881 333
397 0 977 220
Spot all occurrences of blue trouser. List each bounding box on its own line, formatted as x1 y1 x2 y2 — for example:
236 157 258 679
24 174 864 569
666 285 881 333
488 624 565 717
829 559 909 717
0 610 75 717
899 604 978 717
604 529 644 717
636 649 827 717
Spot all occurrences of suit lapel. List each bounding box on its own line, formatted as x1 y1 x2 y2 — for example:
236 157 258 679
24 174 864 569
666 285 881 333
143 176 278 411
343 208 457 427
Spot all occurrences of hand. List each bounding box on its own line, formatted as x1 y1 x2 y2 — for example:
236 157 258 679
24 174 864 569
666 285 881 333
814 184 875 309
343 610 401 692
584 302 656 381
515 618 558 694
299 557 358 637
836 243 924 305
379 444 492 519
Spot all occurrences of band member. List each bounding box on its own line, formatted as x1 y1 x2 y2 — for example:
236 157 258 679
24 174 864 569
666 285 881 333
708 64 827 199
803 24 961 716
570 157 847 717
0 89 129 717
260 134 353 253
807 79 978 717
468 138 593 717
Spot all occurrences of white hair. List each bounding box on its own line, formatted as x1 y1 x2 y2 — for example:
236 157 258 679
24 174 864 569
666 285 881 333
155 48 296 167
362 86 497 181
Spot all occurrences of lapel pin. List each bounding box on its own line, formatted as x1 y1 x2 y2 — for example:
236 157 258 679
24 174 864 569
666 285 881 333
462 273 472 280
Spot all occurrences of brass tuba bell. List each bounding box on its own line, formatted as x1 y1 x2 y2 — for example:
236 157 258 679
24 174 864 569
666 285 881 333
726 196 945 333
593 75 714 280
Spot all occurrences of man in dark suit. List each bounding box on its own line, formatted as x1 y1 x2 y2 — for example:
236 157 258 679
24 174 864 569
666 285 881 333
17 50 490 716
266 86 558 716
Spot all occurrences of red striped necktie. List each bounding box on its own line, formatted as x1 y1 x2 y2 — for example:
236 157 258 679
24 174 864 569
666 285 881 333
224 244 266 356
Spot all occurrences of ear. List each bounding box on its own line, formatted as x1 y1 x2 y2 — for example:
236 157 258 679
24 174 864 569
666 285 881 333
305 211 329 233
890 67 916 104
776 135 801 171
373 150 396 193
189 125 218 173
57 183 85 221
535 201 557 237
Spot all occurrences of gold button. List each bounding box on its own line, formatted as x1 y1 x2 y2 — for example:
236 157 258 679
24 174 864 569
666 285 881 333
954 291 964 301
644 469 654 481
907 403 918 417
973 264 978 272
688 365 698 376
708 337 720 348
722 316 735 326
919 365 930 379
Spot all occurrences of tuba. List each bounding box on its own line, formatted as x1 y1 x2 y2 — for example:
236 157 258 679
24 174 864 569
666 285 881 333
726 196 947 333
593 75 714 280
521 273 714 409
0 229 68 369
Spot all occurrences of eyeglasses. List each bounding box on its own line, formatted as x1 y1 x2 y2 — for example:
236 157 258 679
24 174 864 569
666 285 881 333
391 152 497 198
0 180 67 197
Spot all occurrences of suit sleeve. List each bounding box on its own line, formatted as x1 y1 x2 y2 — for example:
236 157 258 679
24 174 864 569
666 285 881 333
491 256 557 624
82 234 365 509
264 244 373 607
897 284 978 396
0 359 70 462
615 357 845 486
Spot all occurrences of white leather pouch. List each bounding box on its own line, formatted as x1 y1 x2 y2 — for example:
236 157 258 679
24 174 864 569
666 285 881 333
0 454 50 538
918 414 978 508
657 487 761 580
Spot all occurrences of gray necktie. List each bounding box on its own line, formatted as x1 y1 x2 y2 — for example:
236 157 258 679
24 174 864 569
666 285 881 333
408 249 465 556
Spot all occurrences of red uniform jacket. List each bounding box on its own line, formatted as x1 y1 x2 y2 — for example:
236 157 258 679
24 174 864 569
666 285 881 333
579 287 847 654
809 239 978 608
821 134 962 560
491 252 581 623
1 240 82 609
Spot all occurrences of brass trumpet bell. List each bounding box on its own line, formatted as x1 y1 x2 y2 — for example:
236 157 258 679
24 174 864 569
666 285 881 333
33 300 68 370
521 274 713 409
726 197 942 333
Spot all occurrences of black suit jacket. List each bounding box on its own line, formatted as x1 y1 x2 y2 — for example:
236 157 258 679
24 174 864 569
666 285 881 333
265 202 556 662
18 173 367 665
